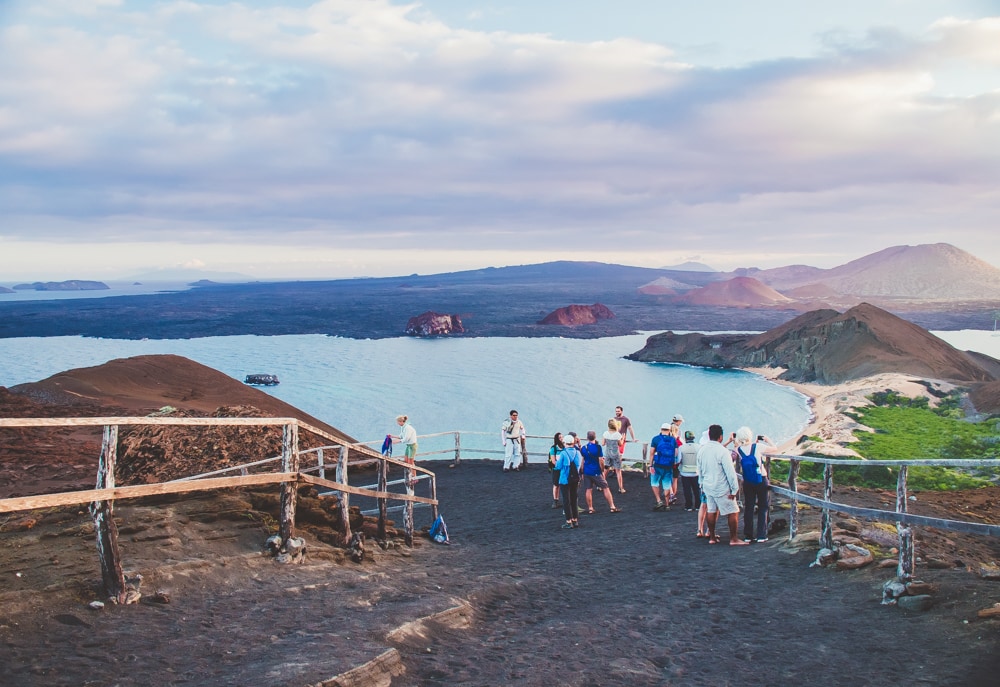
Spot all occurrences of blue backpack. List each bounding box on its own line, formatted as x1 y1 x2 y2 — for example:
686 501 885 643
653 435 678 467
428 514 449 544
739 444 763 484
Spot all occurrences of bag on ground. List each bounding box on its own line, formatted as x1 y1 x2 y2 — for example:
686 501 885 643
429 514 449 544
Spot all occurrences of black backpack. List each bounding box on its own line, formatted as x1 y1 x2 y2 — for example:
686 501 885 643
566 451 580 483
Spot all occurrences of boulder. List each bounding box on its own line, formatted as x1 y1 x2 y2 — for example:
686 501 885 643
897 595 934 612
537 303 614 326
404 311 465 336
835 544 874 570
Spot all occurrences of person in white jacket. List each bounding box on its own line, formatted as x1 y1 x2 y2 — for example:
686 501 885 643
697 424 748 546
501 409 526 472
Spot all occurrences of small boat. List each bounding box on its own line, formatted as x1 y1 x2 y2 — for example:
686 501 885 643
245 373 280 386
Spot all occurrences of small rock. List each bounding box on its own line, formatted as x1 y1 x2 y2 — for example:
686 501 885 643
926 558 952 570
905 581 938 596
835 544 874 570
88 601 105 611
978 563 1000 580
897 595 934 612
811 548 837 568
877 558 897 569
149 591 171 604
882 578 907 605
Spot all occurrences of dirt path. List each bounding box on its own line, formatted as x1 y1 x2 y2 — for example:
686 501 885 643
1 462 999 686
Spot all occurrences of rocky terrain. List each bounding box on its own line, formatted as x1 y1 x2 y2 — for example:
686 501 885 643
537 302 614 325
628 303 1000 398
404 311 465 336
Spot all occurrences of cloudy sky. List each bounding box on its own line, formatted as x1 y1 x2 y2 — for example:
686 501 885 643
1 0 998 280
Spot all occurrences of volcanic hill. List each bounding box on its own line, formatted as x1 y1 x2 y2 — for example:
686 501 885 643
627 303 1000 387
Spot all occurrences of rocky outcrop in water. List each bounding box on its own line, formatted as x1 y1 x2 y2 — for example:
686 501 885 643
405 311 465 336
12 280 109 291
538 303 614 326
628 303 999 384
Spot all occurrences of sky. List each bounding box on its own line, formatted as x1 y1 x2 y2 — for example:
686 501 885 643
1 0 999 281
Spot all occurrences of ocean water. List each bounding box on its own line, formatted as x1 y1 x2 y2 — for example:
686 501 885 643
1 330 993 463
0 333 812 462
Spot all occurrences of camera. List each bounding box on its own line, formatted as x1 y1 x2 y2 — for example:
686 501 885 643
757 435 764 441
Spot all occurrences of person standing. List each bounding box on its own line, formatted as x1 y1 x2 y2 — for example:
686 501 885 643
555 432 583 529
697 424 748 546
668 414 685 504
649 422 678 511
602 418 626 493
614 406 636 457
734 427 776 542
392 415 418 488
501 409 526 472
548 433 565 508
677 430 701 512
580 431 620 514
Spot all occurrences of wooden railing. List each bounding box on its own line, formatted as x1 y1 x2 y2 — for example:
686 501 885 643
0 416 437 602
764 454 1000 580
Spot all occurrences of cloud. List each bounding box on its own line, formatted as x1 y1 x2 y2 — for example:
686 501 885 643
0 1 998 276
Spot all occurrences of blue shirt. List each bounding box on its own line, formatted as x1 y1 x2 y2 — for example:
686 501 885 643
579 442 603 475
554 446 583 485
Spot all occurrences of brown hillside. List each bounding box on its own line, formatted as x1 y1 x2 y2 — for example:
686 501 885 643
8 354 359 444
747 303 996 383
673 276 794 307
538 303 615 325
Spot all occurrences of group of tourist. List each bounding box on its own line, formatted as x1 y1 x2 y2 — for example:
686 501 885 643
545 408 777 545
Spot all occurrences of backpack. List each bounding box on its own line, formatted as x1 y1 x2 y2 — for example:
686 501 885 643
566 451 580 483
739 444 762 484
428 514 449 544
653 435 677 467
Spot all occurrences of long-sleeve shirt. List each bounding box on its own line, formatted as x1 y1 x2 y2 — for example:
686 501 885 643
697 441 740 497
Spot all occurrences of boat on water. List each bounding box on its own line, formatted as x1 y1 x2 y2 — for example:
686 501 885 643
244 373 280 386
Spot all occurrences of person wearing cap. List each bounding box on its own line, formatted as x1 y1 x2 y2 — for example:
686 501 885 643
579 430 621 514
677 429 701 513
554 433 584 528
697 424 748 546
649 422 678 511
668 414 685 505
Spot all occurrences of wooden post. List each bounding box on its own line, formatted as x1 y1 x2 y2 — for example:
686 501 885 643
91 424 126 603
641 442 649 475
317 447 325 481
377 456 388 541
788 459 800 540
820 463 834 550
430 473 439 521
337 445 351 546
896 465 914 581
403 462 415 547
452 431 461 467
278 422 299 543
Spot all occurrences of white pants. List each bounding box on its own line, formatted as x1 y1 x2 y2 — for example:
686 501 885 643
504 440 522 470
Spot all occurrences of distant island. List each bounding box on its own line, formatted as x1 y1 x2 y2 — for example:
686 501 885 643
12 280 109 292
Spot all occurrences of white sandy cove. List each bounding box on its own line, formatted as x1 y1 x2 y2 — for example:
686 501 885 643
744 367 957 458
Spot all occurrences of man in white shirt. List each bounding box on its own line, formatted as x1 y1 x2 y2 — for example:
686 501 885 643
501 409 526 472
696 424 749 546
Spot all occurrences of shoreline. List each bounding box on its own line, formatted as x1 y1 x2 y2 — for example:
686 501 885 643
742 366 956 457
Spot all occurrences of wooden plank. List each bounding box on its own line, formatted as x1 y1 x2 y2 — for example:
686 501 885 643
896 465 914 580
769 484 1000 537
297 474 437 504
0 416 299 427
279 423 299 542
821 463 834 550
0 472 295 513
788 459 800 540
337 446 351 546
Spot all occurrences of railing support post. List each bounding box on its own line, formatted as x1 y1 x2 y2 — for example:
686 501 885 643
452 431 461 467
278 422 299 543
377 457 388 541
788 459 800 540
317 447 325 481
337 445 351 546
896 465 914 581
91 424 127 603
403 463 415 547
820 463 834 550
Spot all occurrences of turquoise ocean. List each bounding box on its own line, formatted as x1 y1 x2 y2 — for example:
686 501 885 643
1 330 996 463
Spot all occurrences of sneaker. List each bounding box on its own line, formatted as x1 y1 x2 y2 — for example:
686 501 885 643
551 500 561 509
756 537 769 543
653 502 665 511
685 508 694 512
561 523 573 529
742 538 753 543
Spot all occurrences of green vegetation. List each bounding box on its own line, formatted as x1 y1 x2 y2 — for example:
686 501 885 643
771 389 999 490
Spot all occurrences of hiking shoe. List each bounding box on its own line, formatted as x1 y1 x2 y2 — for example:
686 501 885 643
552 500 561 509
561 523 573 529
653 502 666 511
756 537 769 543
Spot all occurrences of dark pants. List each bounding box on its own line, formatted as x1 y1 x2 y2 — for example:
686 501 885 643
743 480 770 540
681 475 701 510
561 482 580 521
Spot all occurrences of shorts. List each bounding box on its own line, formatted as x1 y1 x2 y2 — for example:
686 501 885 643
605 454 623 471
405 443 418 460
584 473 610 491
551 467 561 487
672 465 680 479
705 492 740 516
649 465 672 489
